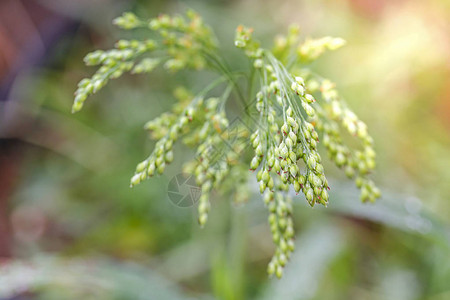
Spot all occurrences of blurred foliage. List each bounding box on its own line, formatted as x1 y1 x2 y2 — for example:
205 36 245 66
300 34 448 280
0 0 449 299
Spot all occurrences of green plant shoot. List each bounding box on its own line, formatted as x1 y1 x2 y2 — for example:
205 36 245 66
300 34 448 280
72 10 380 278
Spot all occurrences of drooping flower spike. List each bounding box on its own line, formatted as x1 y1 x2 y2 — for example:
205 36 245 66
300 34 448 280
73 10 380 278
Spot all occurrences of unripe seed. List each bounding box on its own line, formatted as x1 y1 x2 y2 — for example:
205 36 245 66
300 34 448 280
294 181 301 193
321 189 329 202
264 192 274 204
278 218 287 231
289 151 297 162
147 163 156 177
259 182 267 194
302 102 315 116
254 59 263 68
290 165 298 177
165 151 174 163
285 137 293 149
275 265 283 278
289 131 297 143
169 128 178 140
156 146 164 157
295 76 305 86
314 186 322 197
262 170 270 183
358 161 368 174
252 136 260 148
281 172 288 183
199 201 210 214
179 116 188 126
272 232 280 243
268 201 277 213
372 186 381 198
186 107 195 119
312 174 322 187
304 94 315 103
256 144 264 156
268 157 275 168
298 174 306 185
345 165 355 178
274 160 281 172
198 214 208 226
305 188 314 203
268 213 277 225
335 152 346 167
360 186 370 202
304 130 311 141
285 226 294 239
136 161 148 173
250 156 260 170
278 253 287 267
277 201 287 216
280 159 287 170
202 181 212 192
355 177 363 188
155 156 164 167
323 134 331 147
268 177 274 189
130 174 141 187
256 170 263 181
267 262 275 276
315 164 324 174
157 162 165 174
366 159 376 170
307 155 316 170
280 145 288 159
287 117 297 128
287 239 295 251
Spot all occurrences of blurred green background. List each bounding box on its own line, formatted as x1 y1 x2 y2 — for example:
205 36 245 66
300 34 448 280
0 0 449 299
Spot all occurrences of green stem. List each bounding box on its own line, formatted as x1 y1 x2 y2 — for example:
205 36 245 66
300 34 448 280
247 62 256 101
202 50 247 107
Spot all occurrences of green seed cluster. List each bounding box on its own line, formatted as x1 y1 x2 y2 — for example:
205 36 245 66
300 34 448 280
138 90 235 226
144 112 177 139
265 192 295 278
316 79 380 202
147 11 216 71
130 98 205 187
73 40 157 112
235 25 263 59
73 10 219 113
250 105 330 208
234 25 380 276
272 25 301 64
236 27 339 275
187 101 231 226
297 37 346 63
271 26 346 66
73 11 381 279
113 12 145 29
238 26 380 205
